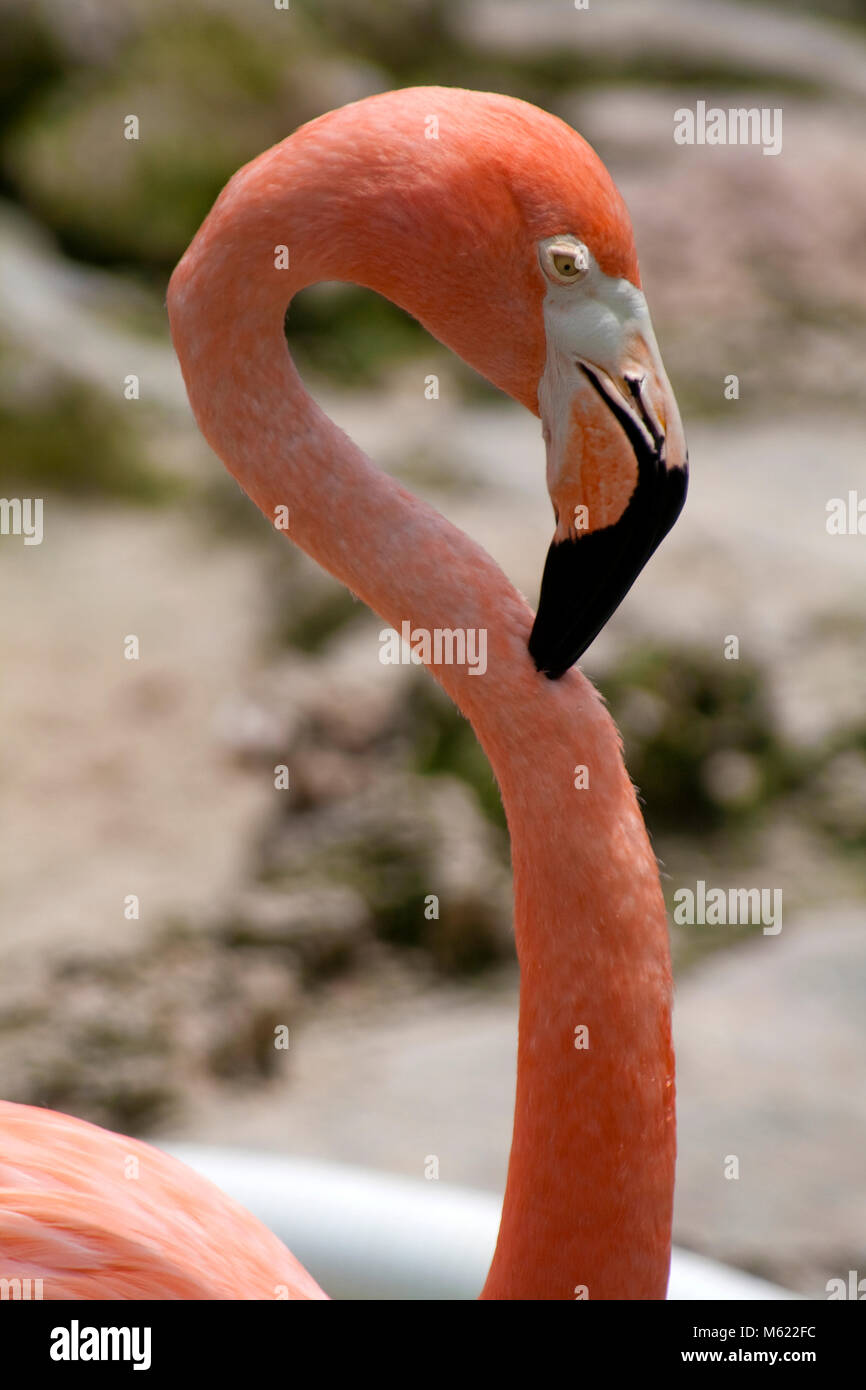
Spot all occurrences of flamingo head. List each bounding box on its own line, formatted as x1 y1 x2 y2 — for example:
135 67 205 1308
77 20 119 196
299 88 689 679
527 230 688 678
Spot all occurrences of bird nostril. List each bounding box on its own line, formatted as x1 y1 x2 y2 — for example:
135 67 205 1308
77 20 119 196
625 373 645 400
625 374 664 453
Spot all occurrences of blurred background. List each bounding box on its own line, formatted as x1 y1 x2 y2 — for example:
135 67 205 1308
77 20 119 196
0 0 864 1297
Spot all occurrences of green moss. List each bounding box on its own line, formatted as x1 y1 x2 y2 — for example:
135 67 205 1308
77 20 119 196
0 5 66 133
0 379 181 501
407 676 508 833
198 473 279 542
802 724 866 852
599 646 793 833
274 582 363 654
288 286 435 388
2 10 323 270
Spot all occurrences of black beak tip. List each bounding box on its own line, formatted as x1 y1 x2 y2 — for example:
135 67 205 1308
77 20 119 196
527 531 613 680
528 457 688 681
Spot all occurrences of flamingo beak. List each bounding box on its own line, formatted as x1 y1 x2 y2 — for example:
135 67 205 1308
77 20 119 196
528 330 688 679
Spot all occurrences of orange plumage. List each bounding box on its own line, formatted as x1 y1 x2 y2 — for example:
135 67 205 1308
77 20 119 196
0 1101 325 1299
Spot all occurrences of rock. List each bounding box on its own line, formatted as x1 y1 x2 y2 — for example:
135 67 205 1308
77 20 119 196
674 908 866 1295
223 885 370 978
456 0 866 100
259 768 512 974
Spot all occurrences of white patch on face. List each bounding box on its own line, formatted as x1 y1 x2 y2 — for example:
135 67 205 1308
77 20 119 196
536 236 662 496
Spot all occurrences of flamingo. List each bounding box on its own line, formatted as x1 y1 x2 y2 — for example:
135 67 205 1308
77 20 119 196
0 87 687 1300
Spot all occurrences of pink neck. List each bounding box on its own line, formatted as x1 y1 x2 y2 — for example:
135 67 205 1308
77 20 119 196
483 707 675 1299
168 141 675 1301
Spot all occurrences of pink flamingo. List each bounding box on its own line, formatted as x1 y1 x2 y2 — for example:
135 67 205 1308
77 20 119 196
0 87 686 1300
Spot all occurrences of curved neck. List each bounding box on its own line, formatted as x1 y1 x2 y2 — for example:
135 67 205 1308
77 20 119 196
168 136 675 1301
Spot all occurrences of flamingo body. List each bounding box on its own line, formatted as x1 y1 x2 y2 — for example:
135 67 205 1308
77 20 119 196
0 1101 325 1299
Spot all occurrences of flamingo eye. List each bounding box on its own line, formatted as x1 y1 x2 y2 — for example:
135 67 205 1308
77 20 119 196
553 252 583 277
541 239 590 285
